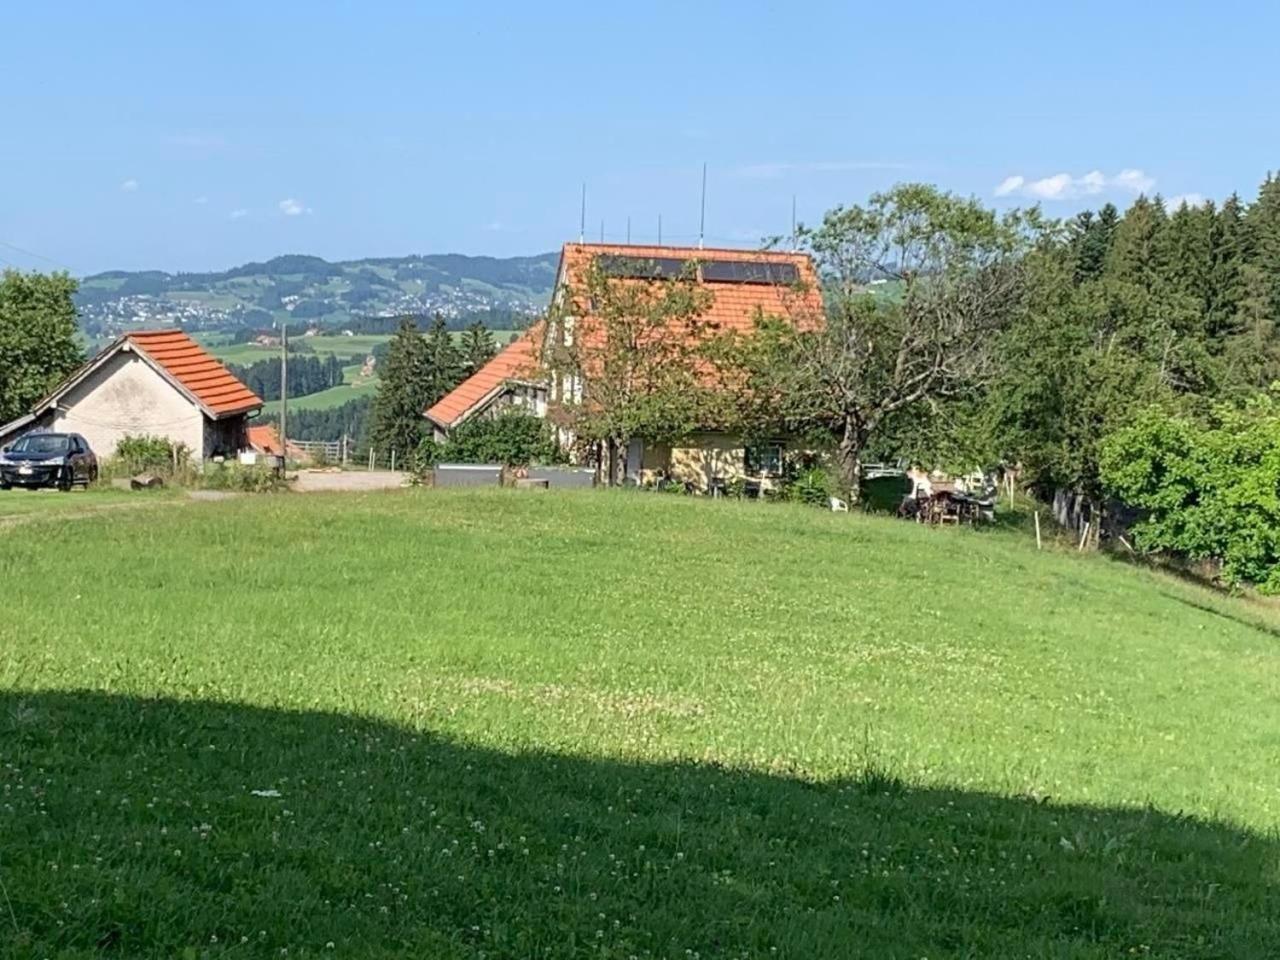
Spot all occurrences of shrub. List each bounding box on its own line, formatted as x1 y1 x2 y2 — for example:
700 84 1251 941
113 435 190 474
199 462 289 493
1100 398 1280 592
780 466 835 507
435 411 559 467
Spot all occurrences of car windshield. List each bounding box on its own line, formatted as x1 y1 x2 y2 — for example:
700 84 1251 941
11 435 71 454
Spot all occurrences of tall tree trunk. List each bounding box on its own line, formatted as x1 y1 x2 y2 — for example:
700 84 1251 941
836 419 864 504
602 436 625 487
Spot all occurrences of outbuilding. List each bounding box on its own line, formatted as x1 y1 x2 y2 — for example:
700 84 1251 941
0 330 263 459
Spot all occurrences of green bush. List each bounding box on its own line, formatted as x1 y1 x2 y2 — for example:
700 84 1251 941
199 462 289 493
780 466 835 507
1100 398 1280 592
113 435 190 474
428 411 559 468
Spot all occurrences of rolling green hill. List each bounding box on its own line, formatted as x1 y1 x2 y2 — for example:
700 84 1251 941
76 252 558 338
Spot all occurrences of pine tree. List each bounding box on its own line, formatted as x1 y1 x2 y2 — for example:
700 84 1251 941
1206 194 1249 340
460 321 498 374
368 316 432 460
422 313 464 407
1071 205 1117 283
1107 195 1170 290
1246 172 1280 321
1164 199 1214 309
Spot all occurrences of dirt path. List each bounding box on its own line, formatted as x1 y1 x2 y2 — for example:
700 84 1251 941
291 469 409 493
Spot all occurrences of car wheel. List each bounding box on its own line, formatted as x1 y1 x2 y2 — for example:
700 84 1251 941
57 468 72 492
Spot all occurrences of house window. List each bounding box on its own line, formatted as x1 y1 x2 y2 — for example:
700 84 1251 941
745 443 784 477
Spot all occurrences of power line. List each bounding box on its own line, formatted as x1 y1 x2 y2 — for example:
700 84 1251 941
0 239 77 273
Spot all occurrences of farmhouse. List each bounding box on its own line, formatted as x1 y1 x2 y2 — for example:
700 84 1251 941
0 330 263 459
424 243 822 491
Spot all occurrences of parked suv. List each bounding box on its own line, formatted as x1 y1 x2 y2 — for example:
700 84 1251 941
0 433 98 491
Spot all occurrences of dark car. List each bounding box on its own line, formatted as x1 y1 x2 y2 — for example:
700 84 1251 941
0 433 98 491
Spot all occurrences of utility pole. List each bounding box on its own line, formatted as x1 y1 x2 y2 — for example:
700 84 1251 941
279 321 288 459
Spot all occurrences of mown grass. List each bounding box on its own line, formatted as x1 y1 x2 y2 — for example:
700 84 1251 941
1 491 1277 958
0 486 178 521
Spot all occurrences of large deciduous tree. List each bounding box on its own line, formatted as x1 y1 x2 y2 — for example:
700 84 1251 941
0 270 83 424
726 184 1033 498
542 257 715 485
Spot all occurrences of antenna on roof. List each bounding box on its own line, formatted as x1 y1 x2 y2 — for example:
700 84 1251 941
579 183 586 244
600 219 604 243
699 162 707 249
791 195 797 252
626 216 631 245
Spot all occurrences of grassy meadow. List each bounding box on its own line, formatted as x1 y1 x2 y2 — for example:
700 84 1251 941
1 490 1277 957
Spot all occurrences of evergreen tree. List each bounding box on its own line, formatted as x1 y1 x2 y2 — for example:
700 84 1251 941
1206 194 1249 340
1246 173 1280 321
1164 199 1214 309
1107 195 1170 289
1071 205 1117 283
460 320 498 373
423 313 464 406
368 317 432 459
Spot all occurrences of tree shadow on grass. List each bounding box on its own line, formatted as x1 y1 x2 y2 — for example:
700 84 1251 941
2 691 1276 959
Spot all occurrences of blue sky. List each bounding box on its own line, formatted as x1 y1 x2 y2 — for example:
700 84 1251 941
2 1 1277 275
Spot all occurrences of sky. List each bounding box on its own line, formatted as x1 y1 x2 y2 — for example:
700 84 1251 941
2 1 1278 276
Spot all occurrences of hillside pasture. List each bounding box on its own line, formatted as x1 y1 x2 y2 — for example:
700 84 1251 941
2 491 1277 957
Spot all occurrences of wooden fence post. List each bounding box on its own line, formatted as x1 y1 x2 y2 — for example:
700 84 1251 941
1034 511 1042 551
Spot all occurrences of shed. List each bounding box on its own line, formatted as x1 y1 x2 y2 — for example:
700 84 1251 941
0 330 263 459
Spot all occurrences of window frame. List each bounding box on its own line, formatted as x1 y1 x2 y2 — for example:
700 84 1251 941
744 442 785 478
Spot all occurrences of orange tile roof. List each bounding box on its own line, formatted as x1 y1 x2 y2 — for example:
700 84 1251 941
126 330 262 416
247 423 284 455
424 244 822 429
424 327 541 428
558 243 823 332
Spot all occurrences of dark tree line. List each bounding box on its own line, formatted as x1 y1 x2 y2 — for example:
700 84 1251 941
228 355 346 403
260 396 373 448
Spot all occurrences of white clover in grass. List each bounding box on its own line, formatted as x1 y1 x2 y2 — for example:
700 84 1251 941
251 789 282 798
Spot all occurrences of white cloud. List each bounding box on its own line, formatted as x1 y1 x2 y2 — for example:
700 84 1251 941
278 198 311 217
993 168 1156 201
734 160 908 180
194 196 209 205
229 208 248 220
120 178 139 193
993 175 1025 197
1166 193 1207 210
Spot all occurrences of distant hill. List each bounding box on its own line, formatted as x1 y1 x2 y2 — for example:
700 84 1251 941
76 252 559 337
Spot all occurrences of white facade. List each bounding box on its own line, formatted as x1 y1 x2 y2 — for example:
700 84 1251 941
50 350 206 459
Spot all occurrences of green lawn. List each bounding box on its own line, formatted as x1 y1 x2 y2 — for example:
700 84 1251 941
2 491 1278 957
0 486 178 521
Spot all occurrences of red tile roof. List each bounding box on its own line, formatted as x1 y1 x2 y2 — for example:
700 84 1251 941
247 423 284 455
559 243 823 337
126 331 262 416
424 244 822 430
424 327 541 429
